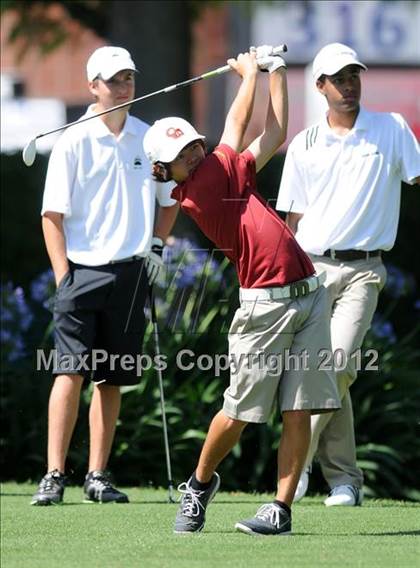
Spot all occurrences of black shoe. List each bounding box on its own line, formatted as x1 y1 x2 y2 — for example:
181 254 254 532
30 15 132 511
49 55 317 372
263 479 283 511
235 503 292 536
83 470 129 503
174 472 221 533
31 470 67 506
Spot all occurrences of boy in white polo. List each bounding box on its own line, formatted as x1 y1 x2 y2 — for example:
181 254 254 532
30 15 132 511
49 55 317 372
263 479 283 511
31 46 178 506
276 42 420 506
144 48 340 536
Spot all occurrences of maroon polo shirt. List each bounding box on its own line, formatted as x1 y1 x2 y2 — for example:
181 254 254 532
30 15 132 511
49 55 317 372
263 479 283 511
171 144 314 288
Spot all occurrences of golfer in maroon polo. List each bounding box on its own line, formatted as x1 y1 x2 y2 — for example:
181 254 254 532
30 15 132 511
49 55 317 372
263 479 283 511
144 48 340 536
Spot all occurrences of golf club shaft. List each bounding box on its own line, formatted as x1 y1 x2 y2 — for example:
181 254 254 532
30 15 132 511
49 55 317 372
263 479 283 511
149 290 175 503
33 44 287 141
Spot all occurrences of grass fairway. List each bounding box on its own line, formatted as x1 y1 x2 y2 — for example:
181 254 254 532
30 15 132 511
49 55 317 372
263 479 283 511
1 483 419 568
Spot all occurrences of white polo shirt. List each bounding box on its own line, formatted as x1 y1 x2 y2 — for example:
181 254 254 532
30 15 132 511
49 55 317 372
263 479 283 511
276 107 420 255
42 106 175 265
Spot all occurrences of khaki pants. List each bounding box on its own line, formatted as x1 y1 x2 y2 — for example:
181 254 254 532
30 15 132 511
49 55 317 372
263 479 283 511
305 256 387 489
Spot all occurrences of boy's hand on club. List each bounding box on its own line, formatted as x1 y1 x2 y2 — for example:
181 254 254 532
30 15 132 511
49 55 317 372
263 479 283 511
251 44 274 59
257 55 287 74
227 52 258 78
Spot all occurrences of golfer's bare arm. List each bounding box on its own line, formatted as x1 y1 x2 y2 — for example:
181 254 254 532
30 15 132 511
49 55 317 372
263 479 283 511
285 212 303 235
247 67 288 173
153 203 179 242
42 212 69 286
219 53 258 152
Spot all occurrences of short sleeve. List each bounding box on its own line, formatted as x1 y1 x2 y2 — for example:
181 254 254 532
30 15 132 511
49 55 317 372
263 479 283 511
41 133 76 216
239 148 257 191
214 144 256 196
392 113 420 184
276 140 308 213
155 179 177 206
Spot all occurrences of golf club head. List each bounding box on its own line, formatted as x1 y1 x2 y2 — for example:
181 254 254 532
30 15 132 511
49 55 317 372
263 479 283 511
168 487 176 503
22 138 37 167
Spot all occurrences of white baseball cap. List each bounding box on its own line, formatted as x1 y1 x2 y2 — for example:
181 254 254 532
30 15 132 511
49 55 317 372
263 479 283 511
143 117 205 163
312 43 367 81
86 46 137 81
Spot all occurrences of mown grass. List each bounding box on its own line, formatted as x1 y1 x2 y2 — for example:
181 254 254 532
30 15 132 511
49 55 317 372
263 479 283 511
1 483 419 568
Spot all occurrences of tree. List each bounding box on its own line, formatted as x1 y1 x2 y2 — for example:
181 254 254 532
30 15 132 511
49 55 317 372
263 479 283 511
1 0 195 122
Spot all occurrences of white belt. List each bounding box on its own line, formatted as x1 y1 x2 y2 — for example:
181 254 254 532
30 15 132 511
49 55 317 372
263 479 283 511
239 272 326 302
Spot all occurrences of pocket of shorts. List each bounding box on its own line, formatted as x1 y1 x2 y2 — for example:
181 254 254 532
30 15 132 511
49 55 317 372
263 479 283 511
377 263 387 292
231 301 281 335
56 270 72 290
229 305 252 335
53 270 76 312
372 261 387 292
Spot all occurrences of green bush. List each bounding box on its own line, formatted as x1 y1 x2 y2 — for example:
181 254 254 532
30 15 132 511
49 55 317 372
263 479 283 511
1 238 419 499
112 254 420 498
1 151 419 498
0 280 52 477
353 304 420 501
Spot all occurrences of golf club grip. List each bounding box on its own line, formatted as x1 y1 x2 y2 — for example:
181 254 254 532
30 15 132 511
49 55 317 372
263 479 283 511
25 42 288 157
207 44 288 77
273 44 288 55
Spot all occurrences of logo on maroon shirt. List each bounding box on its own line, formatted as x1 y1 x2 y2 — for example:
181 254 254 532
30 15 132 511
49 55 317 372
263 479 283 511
166 127 184 139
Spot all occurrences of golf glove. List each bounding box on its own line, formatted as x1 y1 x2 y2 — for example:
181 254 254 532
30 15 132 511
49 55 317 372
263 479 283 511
251 44 275 59
146 237 164 285
257 55 287 74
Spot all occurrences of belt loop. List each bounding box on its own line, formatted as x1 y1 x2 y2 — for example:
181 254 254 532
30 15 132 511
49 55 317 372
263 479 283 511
366 251 370 260
330 249 336 260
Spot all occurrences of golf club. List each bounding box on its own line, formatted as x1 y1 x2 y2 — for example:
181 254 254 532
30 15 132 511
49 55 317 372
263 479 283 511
148 287 176 503
22 44 287 166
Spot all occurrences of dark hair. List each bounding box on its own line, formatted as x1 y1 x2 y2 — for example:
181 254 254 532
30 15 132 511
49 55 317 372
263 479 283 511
152 162 172 183
151 139 207 183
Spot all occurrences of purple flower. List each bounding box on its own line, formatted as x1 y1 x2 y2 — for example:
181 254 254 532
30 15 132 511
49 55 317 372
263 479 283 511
161 238 224 290
1 307 14 323
30 269 54 303
384 264 416 299
371 315 397 344
13 287 33 330
8 335 26 362
1 283 33 330
1 328 12 342
0 282 33 360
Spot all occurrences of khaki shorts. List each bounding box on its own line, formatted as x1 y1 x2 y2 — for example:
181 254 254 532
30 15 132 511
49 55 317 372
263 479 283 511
223 285 341 423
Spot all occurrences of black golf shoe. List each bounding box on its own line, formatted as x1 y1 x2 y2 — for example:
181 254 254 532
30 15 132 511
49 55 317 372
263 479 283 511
31 469 67 506
235 502 292 536
83 470 129 503
174 472 221 533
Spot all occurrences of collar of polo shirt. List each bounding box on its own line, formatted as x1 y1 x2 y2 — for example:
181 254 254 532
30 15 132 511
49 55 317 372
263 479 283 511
321 106 370 141
85 104 138 138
